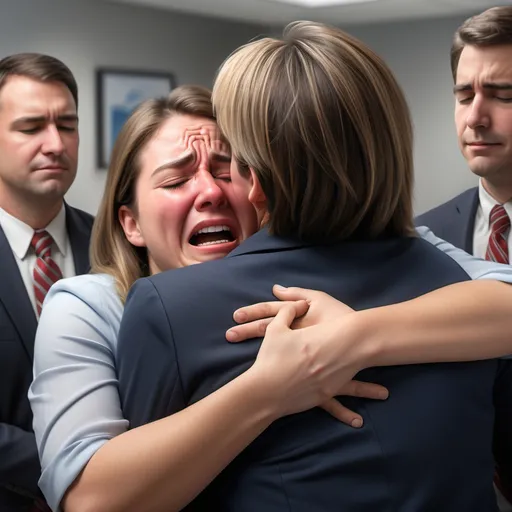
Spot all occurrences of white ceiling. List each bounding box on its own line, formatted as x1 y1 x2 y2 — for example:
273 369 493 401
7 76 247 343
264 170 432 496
104 0 502 26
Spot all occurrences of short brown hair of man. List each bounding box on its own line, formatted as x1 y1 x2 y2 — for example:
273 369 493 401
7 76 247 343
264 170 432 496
451 6 512 81
212 21 414 243
90 84 215 302
0 52 78 108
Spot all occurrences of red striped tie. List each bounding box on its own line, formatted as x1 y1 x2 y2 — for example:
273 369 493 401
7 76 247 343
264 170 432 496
31 230 63 316
485 204 510 264
486 204 512 502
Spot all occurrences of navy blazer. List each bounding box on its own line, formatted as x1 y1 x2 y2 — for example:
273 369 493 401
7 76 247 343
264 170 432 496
0 204 93 510
415 187 479 253
118 229 512 511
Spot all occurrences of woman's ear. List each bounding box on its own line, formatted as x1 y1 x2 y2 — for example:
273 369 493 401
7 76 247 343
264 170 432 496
118 205 146 247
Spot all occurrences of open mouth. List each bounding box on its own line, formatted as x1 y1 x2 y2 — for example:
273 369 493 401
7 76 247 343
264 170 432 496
189 225 235 247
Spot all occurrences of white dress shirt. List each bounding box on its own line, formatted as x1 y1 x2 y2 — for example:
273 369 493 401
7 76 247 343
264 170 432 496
0 205 76 315
473 179 512 260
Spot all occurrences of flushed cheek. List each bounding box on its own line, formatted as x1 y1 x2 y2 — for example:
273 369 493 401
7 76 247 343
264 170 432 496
156 208 181 242
159 206 190 260
225 189 257 234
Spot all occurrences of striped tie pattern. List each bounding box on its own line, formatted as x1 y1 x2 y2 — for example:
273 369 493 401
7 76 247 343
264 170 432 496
485 204 510 264
31 230 63 316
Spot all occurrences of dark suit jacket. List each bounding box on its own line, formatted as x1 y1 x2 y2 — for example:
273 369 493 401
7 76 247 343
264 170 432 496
417 188 512 505
415 187 479 253
0 203 93 511
117 229 512 511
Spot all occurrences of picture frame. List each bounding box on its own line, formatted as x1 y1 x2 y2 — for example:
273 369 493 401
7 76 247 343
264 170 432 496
96 68 175 168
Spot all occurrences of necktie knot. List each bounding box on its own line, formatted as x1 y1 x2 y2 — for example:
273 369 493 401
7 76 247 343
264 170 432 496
489 204 510 236
31 230 53 259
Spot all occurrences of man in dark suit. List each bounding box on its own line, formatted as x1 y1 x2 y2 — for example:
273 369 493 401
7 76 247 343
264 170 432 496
0 53 93 511
416 7 512 263
416 9 512 510
117 22 512 511
416 187 478 253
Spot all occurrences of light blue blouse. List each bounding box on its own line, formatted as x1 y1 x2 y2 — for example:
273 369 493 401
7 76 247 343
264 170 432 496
29 226 512 511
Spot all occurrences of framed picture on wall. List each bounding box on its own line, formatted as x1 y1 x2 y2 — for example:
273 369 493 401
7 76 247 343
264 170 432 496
96 68 176 168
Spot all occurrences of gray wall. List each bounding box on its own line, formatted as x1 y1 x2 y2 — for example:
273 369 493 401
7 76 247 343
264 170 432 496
0 0 479 215
0 0 267 213
347 15 478 215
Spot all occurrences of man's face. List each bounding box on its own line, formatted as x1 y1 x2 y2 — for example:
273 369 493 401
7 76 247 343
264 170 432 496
0 75 79 202
454 44 512 187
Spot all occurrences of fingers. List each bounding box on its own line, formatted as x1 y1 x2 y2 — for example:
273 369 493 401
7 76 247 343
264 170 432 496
339 380 389 401
273 285 323 302
227 304 298 342
264 303 297 335
321 399 364 428
227 300 310 342
226 318 272 342
233 299 309 324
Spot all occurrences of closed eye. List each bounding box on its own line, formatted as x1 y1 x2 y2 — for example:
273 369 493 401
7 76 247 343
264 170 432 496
457 96 473 105
19 127 40 134
162 181 187 190
19 125 76 134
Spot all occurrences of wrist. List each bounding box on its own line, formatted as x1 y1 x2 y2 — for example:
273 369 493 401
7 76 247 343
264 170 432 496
341 309 385 370
236 365 283 424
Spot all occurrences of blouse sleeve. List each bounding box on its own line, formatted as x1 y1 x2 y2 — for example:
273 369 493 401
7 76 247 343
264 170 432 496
416 225 512 283
29 274 127 512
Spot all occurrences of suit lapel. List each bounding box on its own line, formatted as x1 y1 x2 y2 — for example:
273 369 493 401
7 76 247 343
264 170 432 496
65 204 91 274
0 226 37 360
453 188 479 254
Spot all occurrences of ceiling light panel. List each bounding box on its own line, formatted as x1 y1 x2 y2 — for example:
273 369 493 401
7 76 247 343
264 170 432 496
268 0 378 7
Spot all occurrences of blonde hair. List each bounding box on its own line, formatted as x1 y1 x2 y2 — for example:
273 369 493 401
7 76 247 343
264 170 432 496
213 21 414 242
90 85 215 302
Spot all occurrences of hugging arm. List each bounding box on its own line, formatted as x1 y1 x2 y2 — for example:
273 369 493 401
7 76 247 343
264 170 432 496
30 284 128 512
65 278 386 512
360 227 512 365
231 227 512 366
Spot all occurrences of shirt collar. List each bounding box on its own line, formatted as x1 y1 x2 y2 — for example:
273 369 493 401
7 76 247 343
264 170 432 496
478 179 512 227
0 205 68 259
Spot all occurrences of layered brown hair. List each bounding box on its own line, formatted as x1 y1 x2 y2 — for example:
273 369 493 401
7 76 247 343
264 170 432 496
90 85 214 301
0 52 78 107
212 21 414 242
451 6 512 81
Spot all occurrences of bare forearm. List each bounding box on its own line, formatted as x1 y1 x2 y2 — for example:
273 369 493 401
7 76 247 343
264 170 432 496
355 281 512 368
64 369 277 512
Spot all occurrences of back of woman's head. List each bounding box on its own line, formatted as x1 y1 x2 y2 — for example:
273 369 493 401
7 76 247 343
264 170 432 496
90 84 214 301
213 21 414 242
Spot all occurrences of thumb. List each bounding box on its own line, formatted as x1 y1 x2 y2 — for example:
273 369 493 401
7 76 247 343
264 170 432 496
273 284 313 303
265 302 297 335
